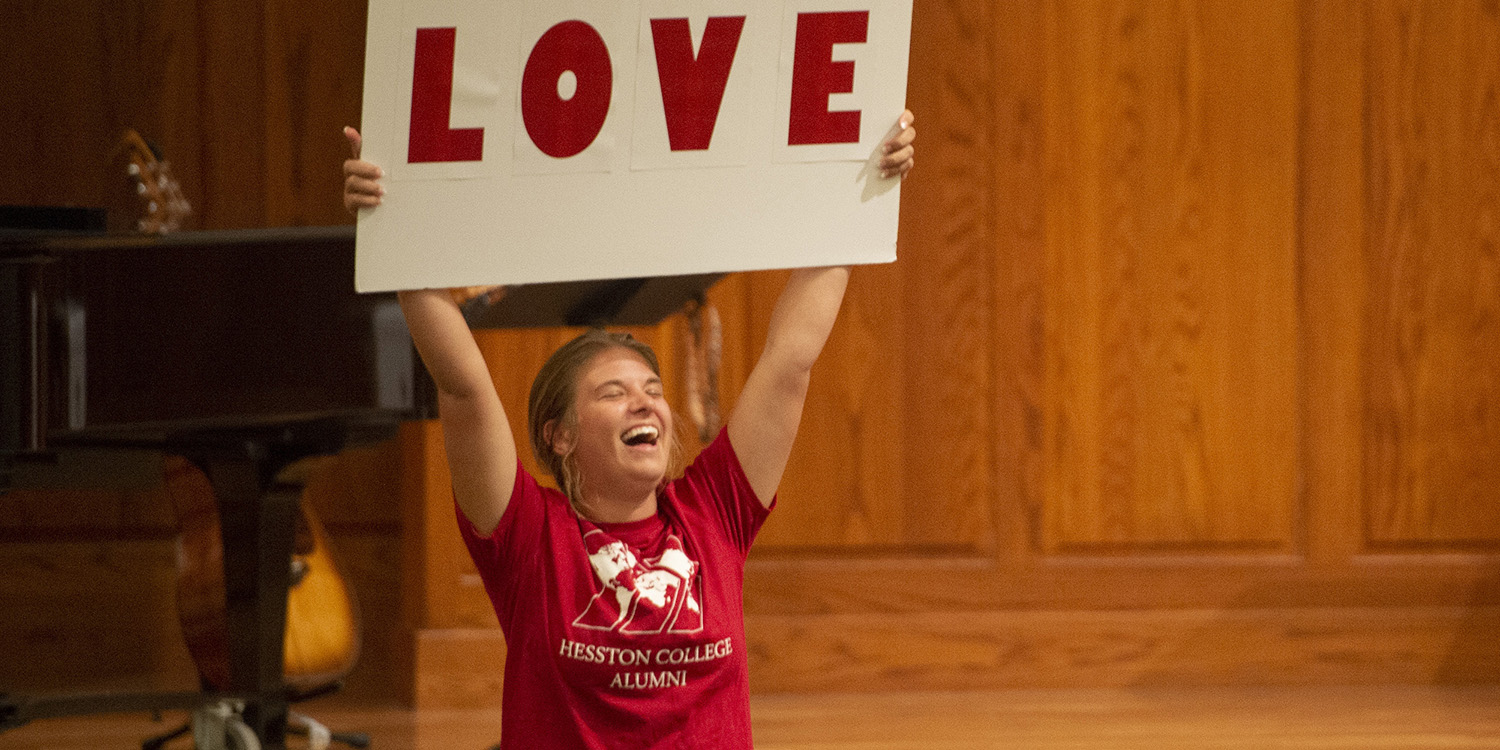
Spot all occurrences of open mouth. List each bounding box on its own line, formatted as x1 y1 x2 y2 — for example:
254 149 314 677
621 425 660 447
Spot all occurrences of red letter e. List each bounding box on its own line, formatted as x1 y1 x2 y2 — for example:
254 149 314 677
787 11 868 146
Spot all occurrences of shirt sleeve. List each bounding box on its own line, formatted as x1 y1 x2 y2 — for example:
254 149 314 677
455 461 547 631
672 428 774 558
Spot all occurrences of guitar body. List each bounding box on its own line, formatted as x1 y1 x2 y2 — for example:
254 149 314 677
279 504 363 689
165 457 361 692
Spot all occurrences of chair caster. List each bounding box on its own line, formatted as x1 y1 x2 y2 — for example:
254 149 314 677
191 701 260 750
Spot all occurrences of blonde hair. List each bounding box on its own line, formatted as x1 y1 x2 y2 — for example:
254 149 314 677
527 329 680 512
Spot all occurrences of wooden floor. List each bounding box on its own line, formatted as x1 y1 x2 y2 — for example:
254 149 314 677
3 686 1498 749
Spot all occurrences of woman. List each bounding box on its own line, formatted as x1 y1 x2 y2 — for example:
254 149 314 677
343 112 914 749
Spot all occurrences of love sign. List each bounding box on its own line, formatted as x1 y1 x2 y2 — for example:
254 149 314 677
354 0 912 293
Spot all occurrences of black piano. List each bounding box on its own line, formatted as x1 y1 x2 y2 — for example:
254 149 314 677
0 213 720 748
1 220 429 749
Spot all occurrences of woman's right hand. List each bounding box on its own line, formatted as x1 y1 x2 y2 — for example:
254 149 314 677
342 126 384 214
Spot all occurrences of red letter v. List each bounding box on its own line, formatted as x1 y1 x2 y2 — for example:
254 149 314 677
650 17 745 152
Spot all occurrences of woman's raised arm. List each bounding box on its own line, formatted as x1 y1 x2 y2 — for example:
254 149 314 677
725 265 850 507
345 128 517 535
725 111 915 507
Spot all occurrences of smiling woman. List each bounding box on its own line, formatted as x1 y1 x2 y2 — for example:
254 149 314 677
530 332 682 523
342 111 915 749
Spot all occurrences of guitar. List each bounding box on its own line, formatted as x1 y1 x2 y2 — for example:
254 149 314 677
118 129 191 234
164 456 362 692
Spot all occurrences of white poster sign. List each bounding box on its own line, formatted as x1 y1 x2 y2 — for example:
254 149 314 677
354 0 912 292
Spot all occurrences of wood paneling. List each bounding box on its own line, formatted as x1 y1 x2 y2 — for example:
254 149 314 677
197 0 267 228
738 558 1500 614
1042 0 1299 552
892 0 998 551
0 539 198 694
0 2 110 211
262 0 369 227
1 463 175 538
745 606 1500 690
1300 0 1367 565
400 419 498 633
990 0 1048 564
1364 0 1500 547
390 602 1500 694
412 628 506 710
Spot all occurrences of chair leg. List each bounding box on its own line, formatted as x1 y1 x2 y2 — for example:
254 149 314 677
141 720 191 750
286 711 370 749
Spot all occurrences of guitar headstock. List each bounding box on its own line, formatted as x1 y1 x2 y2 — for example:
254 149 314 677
120 129 191 234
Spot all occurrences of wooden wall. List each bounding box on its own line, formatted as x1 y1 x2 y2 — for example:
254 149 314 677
0 0 364 228
3 0 1499 705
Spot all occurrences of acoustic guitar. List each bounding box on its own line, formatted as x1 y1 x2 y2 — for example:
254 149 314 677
118 129 191 234
163 456 362 693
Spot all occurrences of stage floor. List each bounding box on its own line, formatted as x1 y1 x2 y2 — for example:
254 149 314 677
4 685 1498 749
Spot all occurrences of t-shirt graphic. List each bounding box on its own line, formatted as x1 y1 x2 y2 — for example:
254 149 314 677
572 528 704 635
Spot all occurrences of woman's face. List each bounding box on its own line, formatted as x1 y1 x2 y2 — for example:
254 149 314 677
554 347 674 500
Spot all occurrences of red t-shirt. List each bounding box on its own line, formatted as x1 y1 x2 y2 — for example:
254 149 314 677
459 429 772 749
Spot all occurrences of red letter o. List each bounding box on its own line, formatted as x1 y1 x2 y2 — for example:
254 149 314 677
522 21 613 159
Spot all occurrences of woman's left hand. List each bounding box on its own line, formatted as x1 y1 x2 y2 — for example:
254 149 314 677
879 109 916 179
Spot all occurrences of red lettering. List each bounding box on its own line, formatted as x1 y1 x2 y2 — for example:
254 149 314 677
408 27 485 163
787 11 868 146
649 16 746 151
522 20 613 159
